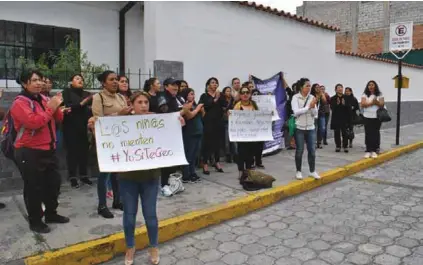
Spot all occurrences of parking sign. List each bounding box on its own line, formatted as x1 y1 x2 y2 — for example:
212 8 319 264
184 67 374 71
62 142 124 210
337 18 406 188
389 22 413 52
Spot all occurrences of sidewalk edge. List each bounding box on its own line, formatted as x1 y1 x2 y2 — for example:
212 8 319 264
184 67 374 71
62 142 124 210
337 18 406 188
24 141 423 265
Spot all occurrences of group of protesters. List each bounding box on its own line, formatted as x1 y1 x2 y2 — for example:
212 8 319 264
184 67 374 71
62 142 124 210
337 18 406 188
0 68 385 264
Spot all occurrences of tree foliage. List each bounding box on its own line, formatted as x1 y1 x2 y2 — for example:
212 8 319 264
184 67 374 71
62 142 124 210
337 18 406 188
19 36 109 89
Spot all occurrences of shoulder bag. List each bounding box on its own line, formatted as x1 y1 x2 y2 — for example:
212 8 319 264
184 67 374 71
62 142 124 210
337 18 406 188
288 96 309 136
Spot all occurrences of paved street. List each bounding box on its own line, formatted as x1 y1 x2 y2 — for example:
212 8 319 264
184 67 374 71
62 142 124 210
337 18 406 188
103 149 423 265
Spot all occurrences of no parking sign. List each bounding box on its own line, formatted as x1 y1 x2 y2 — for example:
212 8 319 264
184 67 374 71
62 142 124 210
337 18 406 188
389 21 413 52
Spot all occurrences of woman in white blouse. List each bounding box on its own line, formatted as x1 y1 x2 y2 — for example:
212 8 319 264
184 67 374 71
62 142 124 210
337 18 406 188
360 80 384 158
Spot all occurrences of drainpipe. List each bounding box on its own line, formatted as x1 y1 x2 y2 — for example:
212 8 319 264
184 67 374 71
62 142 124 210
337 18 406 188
119 1 136 74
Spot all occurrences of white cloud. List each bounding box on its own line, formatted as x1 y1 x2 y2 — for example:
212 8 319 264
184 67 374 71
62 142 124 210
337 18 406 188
254 0 304 14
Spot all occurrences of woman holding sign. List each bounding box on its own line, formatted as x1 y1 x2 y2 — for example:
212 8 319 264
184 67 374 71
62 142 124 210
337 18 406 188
233 84 259 178
89 91 185 265
291 78 320 180
92 70 132 219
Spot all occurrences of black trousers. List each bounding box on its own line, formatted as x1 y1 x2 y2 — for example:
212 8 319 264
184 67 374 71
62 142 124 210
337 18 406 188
64 131 89 179
364 118 381 152
202 123 221 164
334 126 348 149
237 142 255 171
15 148 61 224
254 142 264 166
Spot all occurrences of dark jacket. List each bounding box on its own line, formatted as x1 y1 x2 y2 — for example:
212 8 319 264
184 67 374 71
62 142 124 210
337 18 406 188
218 96 234 122
330 94 351 130
158 90 185 114
62 87 92 136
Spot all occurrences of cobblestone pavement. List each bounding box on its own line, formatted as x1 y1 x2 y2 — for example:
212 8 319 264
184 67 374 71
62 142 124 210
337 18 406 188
103 149 423 265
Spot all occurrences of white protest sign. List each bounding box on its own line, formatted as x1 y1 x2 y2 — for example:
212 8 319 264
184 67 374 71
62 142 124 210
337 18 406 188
229 110 273 142
252 95 280 121
94 112 187 172
389 21 413 52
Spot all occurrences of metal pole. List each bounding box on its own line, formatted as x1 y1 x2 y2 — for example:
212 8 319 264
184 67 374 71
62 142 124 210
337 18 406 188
395 58 402 146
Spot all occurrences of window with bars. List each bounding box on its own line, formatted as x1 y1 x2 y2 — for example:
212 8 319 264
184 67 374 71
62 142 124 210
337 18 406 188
0 20 80 79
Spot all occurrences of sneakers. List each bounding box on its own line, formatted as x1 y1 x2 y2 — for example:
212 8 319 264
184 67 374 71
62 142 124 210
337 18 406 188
310 172 321 180
30 221 51 234
371 152 378 158
80 177 93 186
296 171 320 180
364 152 371 158
45 214 70 224
161 185 173 197
70 179 80 189
295 171 303 180
98 206 114 219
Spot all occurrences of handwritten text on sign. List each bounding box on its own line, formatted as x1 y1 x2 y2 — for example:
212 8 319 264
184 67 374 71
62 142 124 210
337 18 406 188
229 110 273 142
94 112 187 172
252 95 280 121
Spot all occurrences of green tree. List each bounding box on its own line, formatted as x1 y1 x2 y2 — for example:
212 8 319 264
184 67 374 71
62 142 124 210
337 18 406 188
19 36 109 90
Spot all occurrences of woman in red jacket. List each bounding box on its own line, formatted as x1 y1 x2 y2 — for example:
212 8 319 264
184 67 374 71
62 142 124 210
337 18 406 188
11 70 69 233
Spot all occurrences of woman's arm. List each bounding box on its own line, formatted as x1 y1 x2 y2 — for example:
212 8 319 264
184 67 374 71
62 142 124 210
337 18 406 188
291 96 310 117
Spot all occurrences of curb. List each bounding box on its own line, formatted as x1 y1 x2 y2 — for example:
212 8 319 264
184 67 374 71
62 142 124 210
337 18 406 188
24 141 423 265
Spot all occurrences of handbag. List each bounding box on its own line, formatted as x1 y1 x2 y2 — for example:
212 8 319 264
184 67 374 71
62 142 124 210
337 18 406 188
352 109 365 125
288 96 310 136
377 107 392 123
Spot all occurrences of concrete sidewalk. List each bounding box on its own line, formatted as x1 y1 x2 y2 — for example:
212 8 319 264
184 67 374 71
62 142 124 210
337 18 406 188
1 122 423 264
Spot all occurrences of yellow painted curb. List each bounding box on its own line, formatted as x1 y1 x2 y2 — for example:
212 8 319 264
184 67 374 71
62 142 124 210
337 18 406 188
24 140 423 265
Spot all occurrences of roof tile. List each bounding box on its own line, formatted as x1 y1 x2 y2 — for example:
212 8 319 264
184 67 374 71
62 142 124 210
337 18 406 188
236 1 340 32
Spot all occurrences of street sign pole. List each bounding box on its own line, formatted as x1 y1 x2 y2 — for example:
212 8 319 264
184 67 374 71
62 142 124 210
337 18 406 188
389 21 413 146
395 58 402 146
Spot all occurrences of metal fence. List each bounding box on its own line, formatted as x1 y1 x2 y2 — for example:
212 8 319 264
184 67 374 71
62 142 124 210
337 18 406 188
0 64 153 91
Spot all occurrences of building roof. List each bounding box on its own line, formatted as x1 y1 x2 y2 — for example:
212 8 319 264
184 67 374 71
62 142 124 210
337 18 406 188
336 50 423 69
236 1 340 32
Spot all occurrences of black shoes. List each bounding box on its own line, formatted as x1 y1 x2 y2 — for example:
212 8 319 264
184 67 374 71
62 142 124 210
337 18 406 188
213 164 224 173
225 155 233 163
335 148 341 152
30 214 70 234
0 202 5 209
112 202 124 211
344 148 349 153
45 214 70 224
80 177 93 186
70 179 80 189
30 221 51 234
183 174 201 183
98 206 114 219
256 164 265 169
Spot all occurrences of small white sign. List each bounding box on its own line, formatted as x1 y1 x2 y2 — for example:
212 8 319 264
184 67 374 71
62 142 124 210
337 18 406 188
252 95 280 121
229 110 273 142
389 21 413 52
94 112 188 172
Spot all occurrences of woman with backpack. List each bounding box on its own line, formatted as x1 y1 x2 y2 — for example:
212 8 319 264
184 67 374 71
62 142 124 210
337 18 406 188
9 70 69 233
91 70 132 219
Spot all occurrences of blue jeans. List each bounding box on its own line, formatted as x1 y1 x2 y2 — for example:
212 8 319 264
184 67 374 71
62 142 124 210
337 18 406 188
120 178 159 248
183 134 202 178
316 116 326 144
97 172 119 207
294 129 316 172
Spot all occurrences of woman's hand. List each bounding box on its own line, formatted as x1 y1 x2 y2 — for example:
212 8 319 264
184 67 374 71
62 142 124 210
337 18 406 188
88 116 98 132
80 95 93 106
118 106 133 115
178 116 186 126
309 98 317 109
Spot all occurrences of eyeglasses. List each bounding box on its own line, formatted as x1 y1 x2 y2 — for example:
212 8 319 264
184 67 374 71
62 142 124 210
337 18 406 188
240 91 250 95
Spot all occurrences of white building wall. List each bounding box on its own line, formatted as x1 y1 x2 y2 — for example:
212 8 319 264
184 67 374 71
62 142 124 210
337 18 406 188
147 1 423 101
125 2 147 89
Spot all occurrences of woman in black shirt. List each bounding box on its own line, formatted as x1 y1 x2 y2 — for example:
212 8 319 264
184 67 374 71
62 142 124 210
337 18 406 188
143 77 163 113
199 77 224 174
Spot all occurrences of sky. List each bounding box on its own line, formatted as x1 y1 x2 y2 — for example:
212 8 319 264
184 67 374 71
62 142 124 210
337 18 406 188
255 0 304 14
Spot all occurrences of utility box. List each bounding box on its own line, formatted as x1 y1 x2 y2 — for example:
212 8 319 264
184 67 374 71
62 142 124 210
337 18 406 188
393 75 410 89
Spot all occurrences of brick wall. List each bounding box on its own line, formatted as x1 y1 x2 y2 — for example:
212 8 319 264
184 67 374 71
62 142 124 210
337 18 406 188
298 1 423 53
357 30 385 54
336 32 352 51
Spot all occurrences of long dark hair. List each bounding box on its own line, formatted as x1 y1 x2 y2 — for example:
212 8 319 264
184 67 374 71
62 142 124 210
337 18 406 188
296 78 310 93
221 86 232 99
205 77 219 91
311 83 319 96
180 88 196 105
143 77 158 92
363 80 381 97
345 87 354 96
118 75 132 97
